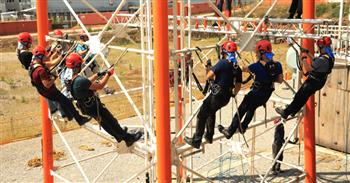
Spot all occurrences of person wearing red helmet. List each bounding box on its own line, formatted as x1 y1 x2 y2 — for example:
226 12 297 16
54 29 63 37
275 36 334 120
218 39 283 139
29 45 90 126
17 32 33 69
184 40 243 149
65 53 142 146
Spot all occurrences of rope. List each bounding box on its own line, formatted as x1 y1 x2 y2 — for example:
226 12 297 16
233 97 249 148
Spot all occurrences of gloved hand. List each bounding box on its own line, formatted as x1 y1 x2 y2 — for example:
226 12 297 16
107 67 114 76
301 52 308 60
97 71 107 77
300 47 309 53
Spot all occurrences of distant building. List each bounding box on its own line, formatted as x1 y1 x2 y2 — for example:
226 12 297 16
4 0 33 12
0 0 6 13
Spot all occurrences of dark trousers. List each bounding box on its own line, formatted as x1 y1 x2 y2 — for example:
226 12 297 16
47 99 67 117
284 77 326 117
289 0 302 18
228 89 273 135
45 89 83 122
192 92 231 142
272 124 285 170
84 101 129 142
216 0 232 16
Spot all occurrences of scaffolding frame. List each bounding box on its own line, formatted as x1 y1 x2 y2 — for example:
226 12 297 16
36 0 350 183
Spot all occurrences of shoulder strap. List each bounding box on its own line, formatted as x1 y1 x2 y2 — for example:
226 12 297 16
28 63 41 79
320 54 334 74
69 75 80 99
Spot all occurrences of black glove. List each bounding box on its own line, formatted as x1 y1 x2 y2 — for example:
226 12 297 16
97 71 107 77
301 48 309 53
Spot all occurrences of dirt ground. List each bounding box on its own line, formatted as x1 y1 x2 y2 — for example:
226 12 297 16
0 96 349 182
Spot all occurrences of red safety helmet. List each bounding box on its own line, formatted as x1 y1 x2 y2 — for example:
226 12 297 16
54 29 63 37
316 36 332 47
18 32 32 43
256 40 272 53
66 53 83 68
32 45 47 57
222 41 237 53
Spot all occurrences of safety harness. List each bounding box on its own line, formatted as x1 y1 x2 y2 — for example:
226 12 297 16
309 54 334 81
28 63 51 95
69 76 102 123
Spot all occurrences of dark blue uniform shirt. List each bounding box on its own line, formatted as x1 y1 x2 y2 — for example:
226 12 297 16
248 61 282 86
211 59 242 88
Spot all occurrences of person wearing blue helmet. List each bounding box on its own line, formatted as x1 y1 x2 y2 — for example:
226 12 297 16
184 41 243 149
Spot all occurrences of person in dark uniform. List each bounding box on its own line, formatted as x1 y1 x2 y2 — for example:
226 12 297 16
184 41 243 149
218 40 283 138
65 53 142 146
275 36 334 120
288 0 302 19
17 32 33 70
29 45 90 125
273 37 334 175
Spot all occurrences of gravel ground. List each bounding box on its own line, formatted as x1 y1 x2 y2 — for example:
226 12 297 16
1 84 349 183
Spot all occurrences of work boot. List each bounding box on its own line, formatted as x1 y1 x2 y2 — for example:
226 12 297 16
103 87 115 95
275 107 288 119
271 165 278 175
184 136 201 149
218 125 233 139
124 131 143 147
75 116 92 126
295 14 302 19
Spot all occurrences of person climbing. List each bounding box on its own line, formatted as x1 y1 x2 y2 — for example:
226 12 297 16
288 0 302 19
29 45 91 125
75 31 115 95
65 53 142 146
17 32 33 70
275 36 335 120
218 40 283 138
184 41 242 149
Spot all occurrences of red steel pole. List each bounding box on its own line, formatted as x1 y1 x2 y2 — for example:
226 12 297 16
176 0 184 179
302 0 316 182
36 1 53 183
152 0 172 182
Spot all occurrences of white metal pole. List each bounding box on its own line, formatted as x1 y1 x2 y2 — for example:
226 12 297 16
145 0 155 181
52 120 90 183
97 0 127 39
338 0 344 51
187 0 193 182
92 154 119 183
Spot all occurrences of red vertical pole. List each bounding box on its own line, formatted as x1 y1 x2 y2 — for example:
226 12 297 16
303 0 316 183
36 1 53 183
176 1 184 179
152 0 171 182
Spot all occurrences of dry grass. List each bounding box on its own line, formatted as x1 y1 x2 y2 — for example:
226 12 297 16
0 30 292 144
